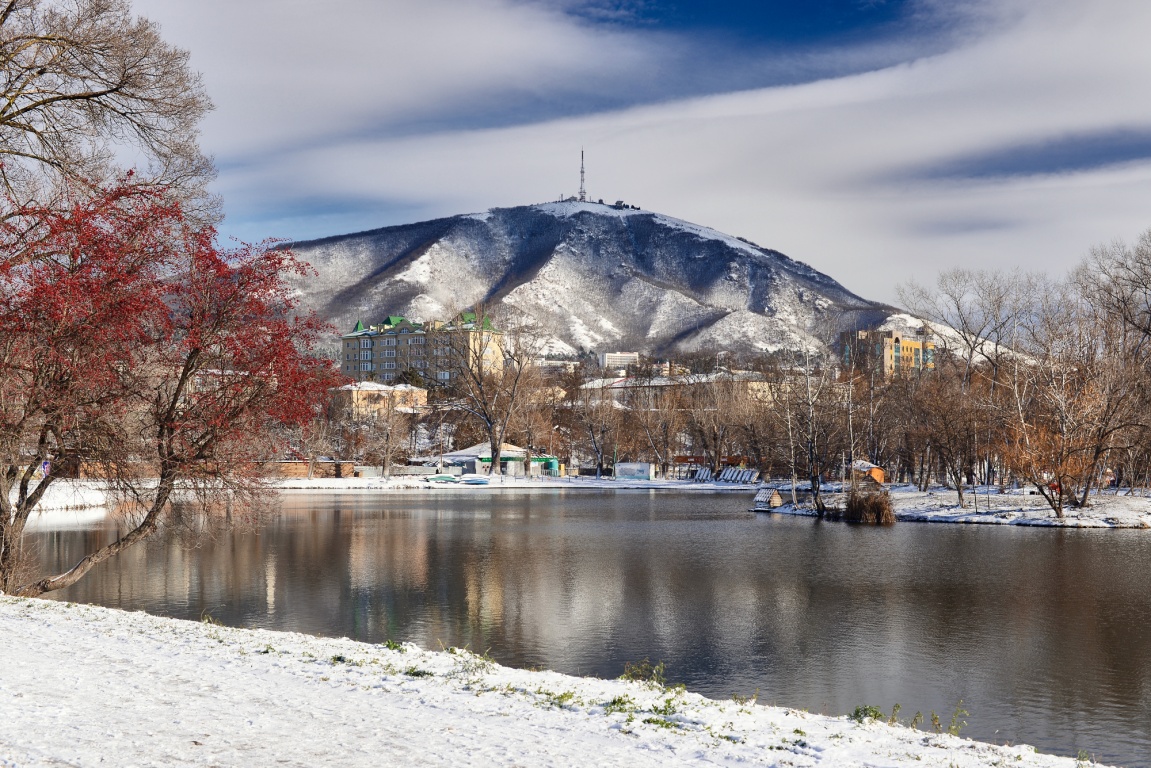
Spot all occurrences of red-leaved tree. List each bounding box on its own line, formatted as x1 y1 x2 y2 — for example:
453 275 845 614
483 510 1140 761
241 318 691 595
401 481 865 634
0 183 338 596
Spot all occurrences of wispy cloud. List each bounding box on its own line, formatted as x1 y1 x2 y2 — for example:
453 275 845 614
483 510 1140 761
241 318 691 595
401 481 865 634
907 129 1151 180
136 0 1151 304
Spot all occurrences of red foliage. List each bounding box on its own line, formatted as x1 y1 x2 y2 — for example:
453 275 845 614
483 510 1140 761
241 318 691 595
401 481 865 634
0 181 340 594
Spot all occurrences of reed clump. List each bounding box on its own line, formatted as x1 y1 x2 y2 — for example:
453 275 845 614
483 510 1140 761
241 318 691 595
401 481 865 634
843 489 895 525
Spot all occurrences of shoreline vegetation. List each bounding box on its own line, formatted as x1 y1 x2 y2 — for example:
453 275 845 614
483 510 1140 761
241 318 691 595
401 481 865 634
0 597 1103 767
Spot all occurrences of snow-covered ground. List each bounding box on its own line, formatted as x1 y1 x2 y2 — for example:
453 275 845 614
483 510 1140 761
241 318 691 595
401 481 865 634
7 480 109 512
271 476 759 492
768 485 1151 528
0 597 1097 767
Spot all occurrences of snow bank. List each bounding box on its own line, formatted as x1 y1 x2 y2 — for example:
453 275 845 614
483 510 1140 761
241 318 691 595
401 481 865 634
0 598 1093 767
768 485 1151 528
5 480 108 512
271 476 760 492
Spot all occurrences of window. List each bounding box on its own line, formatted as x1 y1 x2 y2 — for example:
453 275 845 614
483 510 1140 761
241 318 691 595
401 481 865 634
433 347 447 356
437 371 451 381
383 362 396 370
411 348 423 356
410 336 425 345
359 351 372 361
359 362 372 371
359 339 372 349
381 372 395 381
383 349 396 358
383 338 396 346
414 360 426 369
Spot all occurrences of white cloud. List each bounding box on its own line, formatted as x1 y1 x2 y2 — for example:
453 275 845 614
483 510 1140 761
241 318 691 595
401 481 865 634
136 0 1151 305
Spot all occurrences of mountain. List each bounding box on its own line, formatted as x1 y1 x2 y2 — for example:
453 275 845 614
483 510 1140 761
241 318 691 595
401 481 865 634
286 201 900 357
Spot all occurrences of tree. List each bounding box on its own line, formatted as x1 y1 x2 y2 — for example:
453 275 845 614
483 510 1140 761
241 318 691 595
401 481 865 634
619 369 684 478
0 183 335 596
1005 275 1143 515
361 395 412 478
567 369 620 478
438 305 541 475
0 0 214 215
682 372 741 476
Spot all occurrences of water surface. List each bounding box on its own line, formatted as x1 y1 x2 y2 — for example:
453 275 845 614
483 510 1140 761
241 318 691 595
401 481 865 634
34 490 1151 766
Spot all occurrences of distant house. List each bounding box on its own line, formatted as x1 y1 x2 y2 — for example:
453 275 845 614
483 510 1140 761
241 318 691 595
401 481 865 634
331 381 426 420
851 459 886 486
419 441 559 476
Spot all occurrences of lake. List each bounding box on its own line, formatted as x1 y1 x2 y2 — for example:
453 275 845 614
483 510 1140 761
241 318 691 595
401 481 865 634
32 490 1151 766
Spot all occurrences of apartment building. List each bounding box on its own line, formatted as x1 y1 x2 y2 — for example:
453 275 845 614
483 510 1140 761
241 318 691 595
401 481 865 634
339 313 504 384
840 328 936 376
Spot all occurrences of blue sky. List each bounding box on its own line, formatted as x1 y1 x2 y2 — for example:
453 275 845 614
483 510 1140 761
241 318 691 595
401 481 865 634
134 0 1151 304
568 0 916 42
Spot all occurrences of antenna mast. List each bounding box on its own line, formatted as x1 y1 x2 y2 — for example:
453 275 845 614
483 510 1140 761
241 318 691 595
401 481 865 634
579 148 586 202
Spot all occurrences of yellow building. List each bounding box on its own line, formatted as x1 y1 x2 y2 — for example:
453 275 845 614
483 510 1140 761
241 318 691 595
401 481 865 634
331 382 427 420
841 328 935 377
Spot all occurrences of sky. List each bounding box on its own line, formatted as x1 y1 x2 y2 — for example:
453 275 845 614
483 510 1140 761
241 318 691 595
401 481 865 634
133 0 1151 305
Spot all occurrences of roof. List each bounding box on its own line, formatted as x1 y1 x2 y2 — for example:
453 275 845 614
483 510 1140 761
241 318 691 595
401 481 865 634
335 382 426 393
437 442 555 461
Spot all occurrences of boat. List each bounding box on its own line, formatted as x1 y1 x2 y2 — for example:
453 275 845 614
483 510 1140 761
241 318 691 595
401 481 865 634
426 474 460 483
461 476 490 486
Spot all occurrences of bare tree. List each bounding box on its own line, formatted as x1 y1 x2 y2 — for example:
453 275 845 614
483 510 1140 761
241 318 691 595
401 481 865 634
567 369 621 478
682 372 741 476
0 0 215 216
1004 275 1142 515
619 369 685 478
438 306 542 476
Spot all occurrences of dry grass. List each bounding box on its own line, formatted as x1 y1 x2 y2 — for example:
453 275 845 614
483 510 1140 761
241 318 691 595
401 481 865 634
843 489 896 525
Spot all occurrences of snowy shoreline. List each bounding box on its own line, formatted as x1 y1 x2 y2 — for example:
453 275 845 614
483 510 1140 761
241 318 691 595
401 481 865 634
0 597 1099 767
763 486 1151 529
17 479 1151 530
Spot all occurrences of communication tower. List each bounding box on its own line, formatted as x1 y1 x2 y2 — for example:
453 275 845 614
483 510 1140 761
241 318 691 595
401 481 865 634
579 148 586 202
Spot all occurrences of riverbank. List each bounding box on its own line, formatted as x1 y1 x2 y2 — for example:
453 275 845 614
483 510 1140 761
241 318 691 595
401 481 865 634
0 597 1096 768
270 475 759 492
767 485 1151 528
15 477 757 528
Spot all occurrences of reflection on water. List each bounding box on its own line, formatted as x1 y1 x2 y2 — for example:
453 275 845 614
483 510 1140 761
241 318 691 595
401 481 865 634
34 490 1151 767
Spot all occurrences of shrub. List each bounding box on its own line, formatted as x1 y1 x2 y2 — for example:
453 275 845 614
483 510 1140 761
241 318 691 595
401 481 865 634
844 490 896 525
620 659 666 688
850 705 885 723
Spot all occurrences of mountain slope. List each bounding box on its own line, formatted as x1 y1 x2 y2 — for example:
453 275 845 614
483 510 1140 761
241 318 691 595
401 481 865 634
288 201 898 356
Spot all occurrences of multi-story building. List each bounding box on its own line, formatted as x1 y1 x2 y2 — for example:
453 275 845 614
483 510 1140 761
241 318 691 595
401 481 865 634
339 313 504 384
840 328 936 377
597 351 640 372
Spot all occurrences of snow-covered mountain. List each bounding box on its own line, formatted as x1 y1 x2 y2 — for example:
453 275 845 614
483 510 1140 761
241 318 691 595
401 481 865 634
287 201 900 357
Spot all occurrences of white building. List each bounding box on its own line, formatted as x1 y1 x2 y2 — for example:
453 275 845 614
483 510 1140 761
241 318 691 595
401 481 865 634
597 351 639 371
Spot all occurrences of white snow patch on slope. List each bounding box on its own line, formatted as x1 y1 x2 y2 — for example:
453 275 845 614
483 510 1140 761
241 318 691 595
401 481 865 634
0 597 1096 768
